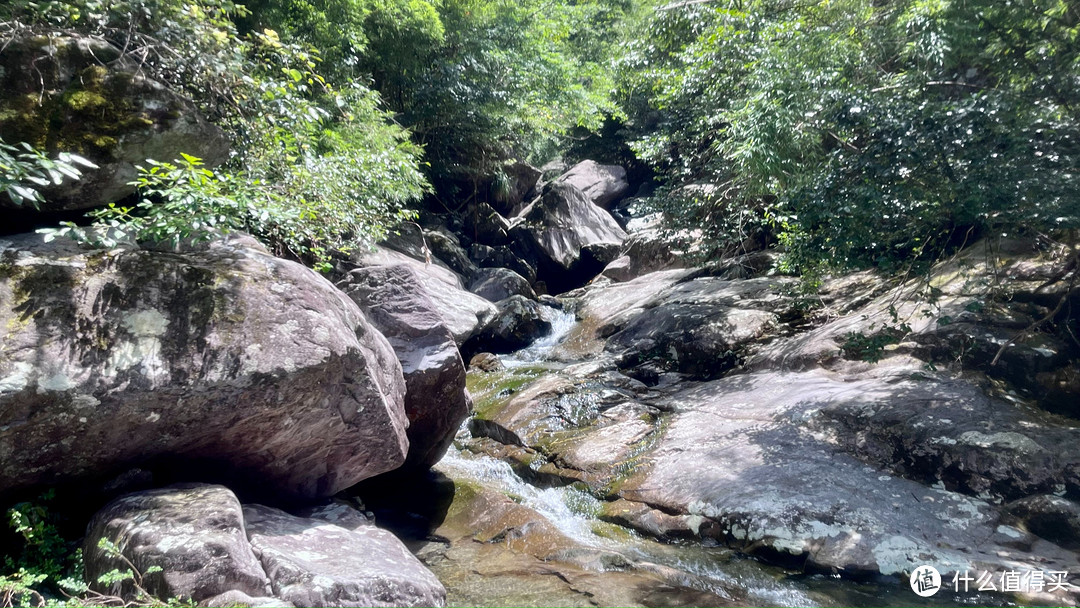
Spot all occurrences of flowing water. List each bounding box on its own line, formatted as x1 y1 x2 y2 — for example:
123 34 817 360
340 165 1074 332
366 304 1012 607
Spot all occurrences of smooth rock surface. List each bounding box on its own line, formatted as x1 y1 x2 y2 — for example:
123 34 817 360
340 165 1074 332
0 233 407 499
556 160 631 209
85 484 270 603
338 265 471 468
469 267 537 303
618 367 1080 586
351 245 497 345
512 182 627 293
243 504 447 608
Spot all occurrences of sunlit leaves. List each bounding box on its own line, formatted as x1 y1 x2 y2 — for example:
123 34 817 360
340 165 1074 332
619 0 1080 272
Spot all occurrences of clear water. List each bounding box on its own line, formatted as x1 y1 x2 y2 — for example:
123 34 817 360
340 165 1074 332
441 302 1016 608
500 306 577 367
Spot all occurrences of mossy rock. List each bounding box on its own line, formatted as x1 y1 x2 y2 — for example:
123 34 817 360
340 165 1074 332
0 35 229 212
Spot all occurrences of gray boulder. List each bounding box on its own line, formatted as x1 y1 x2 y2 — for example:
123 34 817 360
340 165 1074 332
424 229 477 278
574 272 794 380
469 267 537 303
85 484 270 603
338 265 471 468
469 243 538 284
351 245 496 345
1005 495 1080 550
512 182 627 293
244 504 447 608
0 35 228 212
0 233 407 499
555 160 630 209
617 367 1080 584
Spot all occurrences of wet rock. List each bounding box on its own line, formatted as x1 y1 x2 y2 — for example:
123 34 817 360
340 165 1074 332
85 484 270 603
243 504 447 608
511 182 627 293
469 267 537 303
350 246 497 345
465 296 553 356
0 233 407 500
469 374 575 448
468 353 505 373
598 499 698 540
555 160 631 209
1005 495 1080 550
553 415 655 482
618 368 1080 585
338 264 471 468
424 456 749 608
0 35 228 212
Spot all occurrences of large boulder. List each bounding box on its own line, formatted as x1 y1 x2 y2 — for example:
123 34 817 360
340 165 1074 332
511 182 627 293
338 265 471 468
468 267 537 303
464 296 553 357
85 484 270 603
600 214 686 282
350 245 497 345
0 233 407 500
555 160 630 209
423 229 477 278
616 366 1080 590
244 504 447 607
84 484 445 608
604 277 793 380
0 35 228 212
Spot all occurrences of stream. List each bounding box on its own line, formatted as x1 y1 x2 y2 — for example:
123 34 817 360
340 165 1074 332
359 306 1009 608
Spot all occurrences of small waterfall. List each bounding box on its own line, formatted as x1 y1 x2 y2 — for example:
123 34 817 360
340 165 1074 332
438 444 612 549
438 435 822 608
501 306 577 366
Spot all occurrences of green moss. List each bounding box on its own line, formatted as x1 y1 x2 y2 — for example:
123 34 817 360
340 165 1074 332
444 478 485 524
65 90 108 112
466 365 550 421
1 57 174 161
599 415 671 499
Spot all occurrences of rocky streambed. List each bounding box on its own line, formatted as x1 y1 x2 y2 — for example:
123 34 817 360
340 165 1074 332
353 238 1080 607
2 149 1078 607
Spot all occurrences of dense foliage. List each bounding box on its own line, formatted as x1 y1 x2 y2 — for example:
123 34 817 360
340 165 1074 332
2 0 427 266
619 0 1080 272
241 0 634 203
